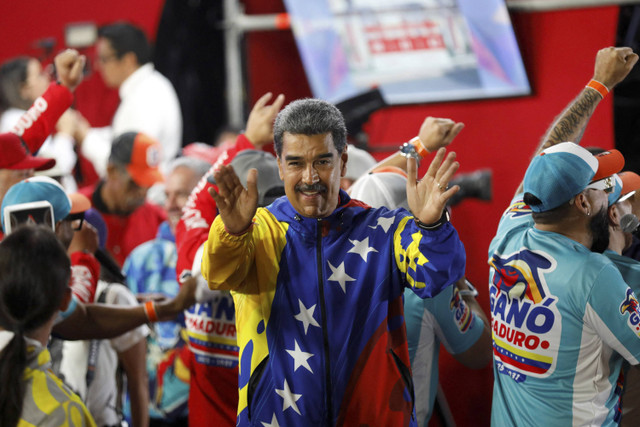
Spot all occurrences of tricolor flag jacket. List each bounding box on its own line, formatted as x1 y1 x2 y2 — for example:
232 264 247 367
202 190 466 426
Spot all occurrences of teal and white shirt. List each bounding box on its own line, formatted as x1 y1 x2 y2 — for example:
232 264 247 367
488 195 640 426
605 250 640 292
405 285 484 426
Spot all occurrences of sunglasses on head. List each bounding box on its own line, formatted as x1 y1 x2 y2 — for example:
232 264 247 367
585 176 615 194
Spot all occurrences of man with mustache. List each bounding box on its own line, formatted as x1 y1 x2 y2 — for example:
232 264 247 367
201 97 466 426
488 47 640 426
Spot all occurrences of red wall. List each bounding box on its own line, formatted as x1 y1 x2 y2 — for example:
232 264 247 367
0 2 621 426
0 1 163 60
0 1 165 126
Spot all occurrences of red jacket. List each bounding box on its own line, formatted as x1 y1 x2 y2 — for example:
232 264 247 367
175 133 262 278
174 134 272 426
11 82 74 154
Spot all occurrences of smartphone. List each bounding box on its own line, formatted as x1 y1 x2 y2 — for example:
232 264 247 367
3 200 55 235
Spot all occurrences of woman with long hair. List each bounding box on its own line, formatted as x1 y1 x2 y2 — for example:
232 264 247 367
0 224 95 426
0 55 80 191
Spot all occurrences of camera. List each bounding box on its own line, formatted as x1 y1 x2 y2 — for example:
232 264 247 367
447 169 492 207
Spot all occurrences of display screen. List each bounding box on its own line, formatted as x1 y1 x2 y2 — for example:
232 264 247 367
3 201 54 234
283 0 531 105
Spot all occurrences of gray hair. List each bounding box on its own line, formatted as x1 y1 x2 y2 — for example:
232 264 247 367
167 156 211 180
273 98 347 157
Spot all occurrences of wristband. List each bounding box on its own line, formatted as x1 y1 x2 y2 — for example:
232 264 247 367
586 79 609 99
410 136 428 159
415 209 450 231
400 136 429 160
144 300 158 323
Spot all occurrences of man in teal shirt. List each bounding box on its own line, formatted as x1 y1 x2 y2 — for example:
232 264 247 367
602 171 640 426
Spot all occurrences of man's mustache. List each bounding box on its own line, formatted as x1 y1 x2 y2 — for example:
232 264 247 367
296 183 327 193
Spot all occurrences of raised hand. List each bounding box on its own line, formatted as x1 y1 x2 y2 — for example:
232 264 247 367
174 276 197 312
407 148 460 224
245 92 285 147
154 275 198 321
54 49 86 92
418 117 464 153
593 46 638 89
208 164 258 234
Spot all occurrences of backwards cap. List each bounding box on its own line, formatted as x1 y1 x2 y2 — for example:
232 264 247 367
229 150 285 207
523 142 624 212
1 176 90 230
344 144 377 182
349 171 409 210
109 132 164 188
0 132 55 171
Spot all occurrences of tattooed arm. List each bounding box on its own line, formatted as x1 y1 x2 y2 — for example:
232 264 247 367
515 47 638 195
539 89 603 153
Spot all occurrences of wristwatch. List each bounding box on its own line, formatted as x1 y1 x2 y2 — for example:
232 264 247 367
458 279 479 298
399 141 421 160
415 209 450 231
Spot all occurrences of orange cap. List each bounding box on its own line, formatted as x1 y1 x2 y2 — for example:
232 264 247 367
618 171 640 203
109 132 164 188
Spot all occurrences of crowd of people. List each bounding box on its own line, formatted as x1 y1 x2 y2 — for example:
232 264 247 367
2 19 640 427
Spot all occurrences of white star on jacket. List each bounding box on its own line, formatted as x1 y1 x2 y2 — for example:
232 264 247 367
275 379 303 415
369 216 394 233
327 261 356 293
294 299 320 334
261 413 280 427
286 339 314 373
348 237 378 262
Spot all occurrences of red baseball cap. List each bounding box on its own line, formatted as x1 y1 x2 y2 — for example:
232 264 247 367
0 132 55 171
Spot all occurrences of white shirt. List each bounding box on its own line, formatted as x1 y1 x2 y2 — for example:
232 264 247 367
81 63 183 176
59 281 149 426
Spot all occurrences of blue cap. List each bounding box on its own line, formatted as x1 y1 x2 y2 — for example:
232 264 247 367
83 208 107 249
523 142 624 212
2 176 71 230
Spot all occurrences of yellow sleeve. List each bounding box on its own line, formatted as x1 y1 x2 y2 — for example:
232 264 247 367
201 214 256 291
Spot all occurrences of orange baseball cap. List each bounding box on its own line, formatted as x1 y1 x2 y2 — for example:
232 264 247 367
68 192 91 214
591 149 625 182
618 171 640 203
108 132 164 188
